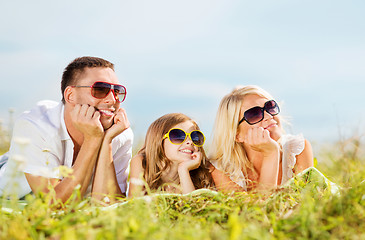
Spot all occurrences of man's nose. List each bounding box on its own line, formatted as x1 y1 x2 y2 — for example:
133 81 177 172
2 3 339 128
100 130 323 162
104 90 117 103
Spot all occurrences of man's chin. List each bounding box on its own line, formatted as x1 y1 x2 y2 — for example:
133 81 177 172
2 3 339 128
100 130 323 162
101 118 114 130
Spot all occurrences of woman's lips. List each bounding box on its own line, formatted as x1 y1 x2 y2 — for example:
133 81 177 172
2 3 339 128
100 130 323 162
264 123 277 130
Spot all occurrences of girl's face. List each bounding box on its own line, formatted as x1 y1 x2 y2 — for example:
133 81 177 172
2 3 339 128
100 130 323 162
236 94 282 142
163 120 201 164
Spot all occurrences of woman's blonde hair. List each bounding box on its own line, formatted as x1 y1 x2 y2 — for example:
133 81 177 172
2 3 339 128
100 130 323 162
138 113 213 191
209 85 279 185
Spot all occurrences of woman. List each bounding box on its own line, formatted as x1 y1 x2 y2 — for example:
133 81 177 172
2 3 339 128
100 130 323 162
209 85 313 192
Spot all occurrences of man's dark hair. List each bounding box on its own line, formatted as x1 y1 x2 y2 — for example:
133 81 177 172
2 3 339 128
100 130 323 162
61 56 115 103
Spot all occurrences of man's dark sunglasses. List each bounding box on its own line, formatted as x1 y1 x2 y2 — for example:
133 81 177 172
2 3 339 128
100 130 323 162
71 81 127 103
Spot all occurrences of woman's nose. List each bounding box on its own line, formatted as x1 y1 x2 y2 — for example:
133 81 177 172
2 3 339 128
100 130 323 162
263 110 273 121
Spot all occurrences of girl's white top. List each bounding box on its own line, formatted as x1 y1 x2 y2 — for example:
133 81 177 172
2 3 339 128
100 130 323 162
210 134 305 190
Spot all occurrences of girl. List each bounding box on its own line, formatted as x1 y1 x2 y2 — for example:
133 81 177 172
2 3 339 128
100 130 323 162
209 85 313 192
128 113 213 197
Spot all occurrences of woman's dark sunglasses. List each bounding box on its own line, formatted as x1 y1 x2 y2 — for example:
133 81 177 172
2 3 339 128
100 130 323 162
163 128 205 147
71 81 127 103
238 100 280 125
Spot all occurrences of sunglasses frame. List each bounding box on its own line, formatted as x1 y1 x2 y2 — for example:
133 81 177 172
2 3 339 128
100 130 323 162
163 128 205 147
71 81 127 103
238 100 280 125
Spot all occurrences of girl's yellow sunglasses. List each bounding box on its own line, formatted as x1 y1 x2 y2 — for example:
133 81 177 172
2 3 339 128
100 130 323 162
163 128 205 147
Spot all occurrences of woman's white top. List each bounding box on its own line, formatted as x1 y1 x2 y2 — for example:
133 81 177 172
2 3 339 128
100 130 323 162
279 134 305 184
210 134 305 190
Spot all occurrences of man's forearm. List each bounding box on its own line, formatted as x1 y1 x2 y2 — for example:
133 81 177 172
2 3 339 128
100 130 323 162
53 137 102 202
92 140 123 201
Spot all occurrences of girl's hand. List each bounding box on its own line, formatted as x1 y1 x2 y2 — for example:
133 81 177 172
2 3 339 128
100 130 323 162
177 151 202 194
178 151 202 172
244 127 279 157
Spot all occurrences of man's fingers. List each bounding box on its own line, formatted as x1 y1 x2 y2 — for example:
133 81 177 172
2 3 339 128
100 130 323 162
92 109 100 121
70 104 104 138
114 108 130 129
86 105 96 119
79 104 89 116
71 104 81 119
113 108 124 124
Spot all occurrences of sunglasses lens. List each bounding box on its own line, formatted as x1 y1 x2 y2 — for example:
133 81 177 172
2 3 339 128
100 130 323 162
168 129 186 144
92 82 112 98
265 100 280 115
92 82 127 102
190 131 205 146
244 107 264 124
113 85 127 102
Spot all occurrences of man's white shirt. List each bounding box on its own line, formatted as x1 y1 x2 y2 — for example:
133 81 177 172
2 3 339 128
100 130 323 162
0 100 133 198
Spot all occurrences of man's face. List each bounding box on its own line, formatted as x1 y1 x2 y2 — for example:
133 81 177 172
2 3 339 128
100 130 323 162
72 67 121 130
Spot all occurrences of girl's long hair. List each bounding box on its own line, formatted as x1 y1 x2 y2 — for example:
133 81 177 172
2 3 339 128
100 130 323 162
209 85 280 186
138 113 213 191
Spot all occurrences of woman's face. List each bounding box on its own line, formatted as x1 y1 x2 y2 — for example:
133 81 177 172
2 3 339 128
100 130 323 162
236 94 282 142
163 120 201 165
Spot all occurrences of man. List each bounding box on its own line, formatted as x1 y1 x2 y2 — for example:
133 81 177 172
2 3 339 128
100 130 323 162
0 56 133 202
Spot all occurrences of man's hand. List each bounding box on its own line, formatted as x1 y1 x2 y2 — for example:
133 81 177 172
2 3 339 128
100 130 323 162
92 108 129 201
104 108 130 142
71 104 104 139
243 127 279 158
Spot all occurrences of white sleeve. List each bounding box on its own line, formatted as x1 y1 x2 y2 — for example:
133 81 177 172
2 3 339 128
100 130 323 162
112 128 133 194
9 118 62 178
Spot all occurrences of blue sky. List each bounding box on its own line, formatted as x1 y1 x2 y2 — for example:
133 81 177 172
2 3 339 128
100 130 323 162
0 0 364 151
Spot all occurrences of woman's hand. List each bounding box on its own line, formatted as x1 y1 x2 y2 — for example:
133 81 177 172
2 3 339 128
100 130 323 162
244 127 279 157
244 127 280 190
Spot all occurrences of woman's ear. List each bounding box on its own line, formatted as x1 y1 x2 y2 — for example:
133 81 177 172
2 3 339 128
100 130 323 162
64 86 76 105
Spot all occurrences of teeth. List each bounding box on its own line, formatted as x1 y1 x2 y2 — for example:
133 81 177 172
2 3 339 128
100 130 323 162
181 149 193 153
99 110 114 116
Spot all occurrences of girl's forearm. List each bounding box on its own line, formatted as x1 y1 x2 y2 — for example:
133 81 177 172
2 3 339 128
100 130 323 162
178 168 196 194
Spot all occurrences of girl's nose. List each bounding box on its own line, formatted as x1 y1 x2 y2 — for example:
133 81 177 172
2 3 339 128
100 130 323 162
184 136 193 145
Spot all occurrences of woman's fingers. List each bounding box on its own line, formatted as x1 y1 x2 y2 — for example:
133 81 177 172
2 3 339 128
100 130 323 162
244 127 278 153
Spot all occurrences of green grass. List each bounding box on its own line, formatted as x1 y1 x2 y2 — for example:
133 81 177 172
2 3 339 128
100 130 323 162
1 137 365 239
